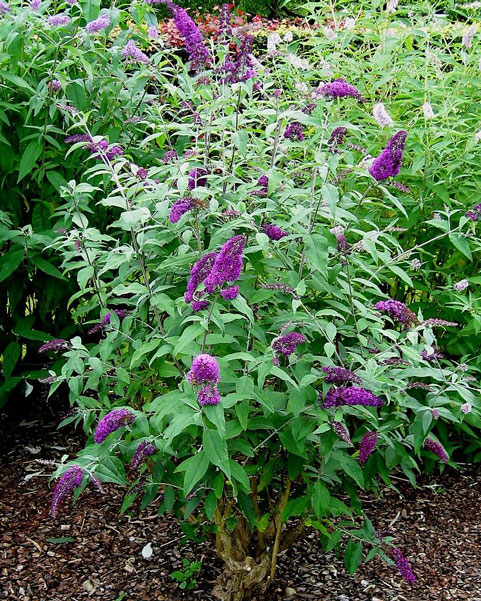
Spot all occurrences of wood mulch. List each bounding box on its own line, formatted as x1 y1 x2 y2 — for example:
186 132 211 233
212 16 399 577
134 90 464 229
1 413 480 601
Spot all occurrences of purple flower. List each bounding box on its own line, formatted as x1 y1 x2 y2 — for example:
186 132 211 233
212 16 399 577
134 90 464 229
187 353 220 385
424 437 448 463
170 198 194 223
284 122 304 141
39 339 70 353
185 251 218 303
197 384 221 406
192 299 209 311
336 235 351 253
328 126 347 153
369 130 407 181
330 421 351 444
272 331 306 357
392 548 416 584
252 174 269 197
47 80 62 92
136 167 148 180
220 285 239 300
219 3 232 39
87 309 130 334
321 386 384 408
122 40 150 65
65 134 92 144
203 235 245 294
48 14 71 26
318 78 366 102
162 149 178 163
302 103 317 115
87 139 122 160
219 35 256 83
421 348 443 362
29 0 41 9
461 402 472 414
50 465 84 518
454 279 469 291
147 25 159 39
423 318 458 327
131 441 156 470
322 366 362 385
358 431 378 465
0 0 9 12
432 408 440 419
373 103 394 128
86 14 110 33
262 223 289 241
375 299 417 329
466 202 481 221
94 408 135 444
188 167 208 190
163 1 211 71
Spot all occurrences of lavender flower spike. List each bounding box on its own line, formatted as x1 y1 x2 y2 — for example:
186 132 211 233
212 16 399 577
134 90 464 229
48 14 71 26
369 130 407 181
185 251 218 303
86 14 110 33
94 408 135 444
318 78 366 102
284 122 304 141
322 366 362 385
122 40 150 65
131 441 156 470
197 384 221 406
330 421 351 444
424 437 449 463
203 235 245 293
272 332 306 357
187 354 220 385
221 285 239 300
51 465 84 518
170 198 194 223
39 339 70 353
0 1 10 13
392 548 416 584
263 223 289 241
358 431 378 465
321 386 383 408
375 298 417 329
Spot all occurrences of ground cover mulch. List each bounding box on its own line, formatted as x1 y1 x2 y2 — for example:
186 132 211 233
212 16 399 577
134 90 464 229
1 414 480 601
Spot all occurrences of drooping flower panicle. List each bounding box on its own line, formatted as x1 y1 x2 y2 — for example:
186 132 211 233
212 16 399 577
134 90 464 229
263 223 289 241
284 122 304 141
424 437 449 462
203 235 245 293
131 441 156 470
358 431 378 465
187 354 220 385
375 298 417 329
122 40 150 65
369 130 407 181
39 339 70 353
185 251 218 303
86 14 110 33
392 548 416 584
318 78 365 102
321 386 384 408
322 366 362 385
94 408 135 444
330 421 352 444
50 466 83 518
170 198 194 223
272 331 306 357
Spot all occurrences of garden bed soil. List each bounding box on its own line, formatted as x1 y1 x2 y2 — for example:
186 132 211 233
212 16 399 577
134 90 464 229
1 414 480 601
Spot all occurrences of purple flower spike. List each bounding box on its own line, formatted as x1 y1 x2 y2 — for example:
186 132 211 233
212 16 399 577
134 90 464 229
322 366 362 385
218 3 232 39
203 235 245 293
330 421 351 444
392 548 416 584
170 198 194 223
188 167 208 190
122 40 150 65
39 339 70 354
263 223 289 241
369 130 407 181
48 13 71 26
466 202 481 221
219 35 256 83
318 78 366 102
185 251 218 303
50 466 84 518
221 285 239 300
424 437 449 463
358 431 378 465
86 14 110 33
192 299 209 312
163 1 211 71
197 384 221 406
272 332 306 357
187 354 220 385
321 386 383 408
328 126 348 153
0 1 10 13
94 408 135 444
65 134 92 144
131 441 156 470
162 150 178 163
375 299 417 329
284 122 304 141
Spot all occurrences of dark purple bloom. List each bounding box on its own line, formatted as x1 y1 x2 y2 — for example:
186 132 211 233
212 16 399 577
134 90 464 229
50 465 84 518
163 1 211 71
87 139 122 161
192 299 209 311
131 441 156 470
204 235 245 294
272 332 306 357
122 40 150 65
322 366 362 385
188 167 208 190
197 384 221 406
187 353 220 385
185 251 218 303
263 223 289 241
86 14 110 33
369 131 407 181
330 421 351 444
252 174 269 197
221 285 239 300
424 437 448 462
162 150 178 163
432 408 440 419
302 103 317 115
318 79 366 102
336 235 351 253
390 180 411 194
48 14 71 26
328 126 347 153
321 386 383 408
65 134 92 144
136 167 148 180
218 3 232 39
94 408 135 444
378 357 410 366
47 80 62 92
358 431 378 465
102 309 129 324
465 202 481 221
30 0 41 10
423 318 458 327
219 35 256 83
392 548 416 584
284 122 304 141
375 299 417 329
421 348 443 362
170 198 194 223
39 339 70 353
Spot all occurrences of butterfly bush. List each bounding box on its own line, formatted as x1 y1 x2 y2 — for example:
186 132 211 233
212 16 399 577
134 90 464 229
22 1 481 596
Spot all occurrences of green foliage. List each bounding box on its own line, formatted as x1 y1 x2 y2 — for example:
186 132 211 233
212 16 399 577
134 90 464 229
171 558 203 590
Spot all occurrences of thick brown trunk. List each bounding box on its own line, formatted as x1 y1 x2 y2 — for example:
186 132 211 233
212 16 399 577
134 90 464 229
212 555 270 601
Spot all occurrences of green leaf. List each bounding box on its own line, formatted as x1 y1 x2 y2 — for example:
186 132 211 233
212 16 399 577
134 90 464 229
204 490 218 520
0 247 24 282
203 429 231 480
18 140 42 182
387 264 413 288
305 234 328 277
340 455 364 488
46 537 76 544
449 233 472 260
344 539 363 575
229 460 251 492
66 82 87 111
312 481 330 519
177 451 209 495
31 256 63 279
3 341 21 380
